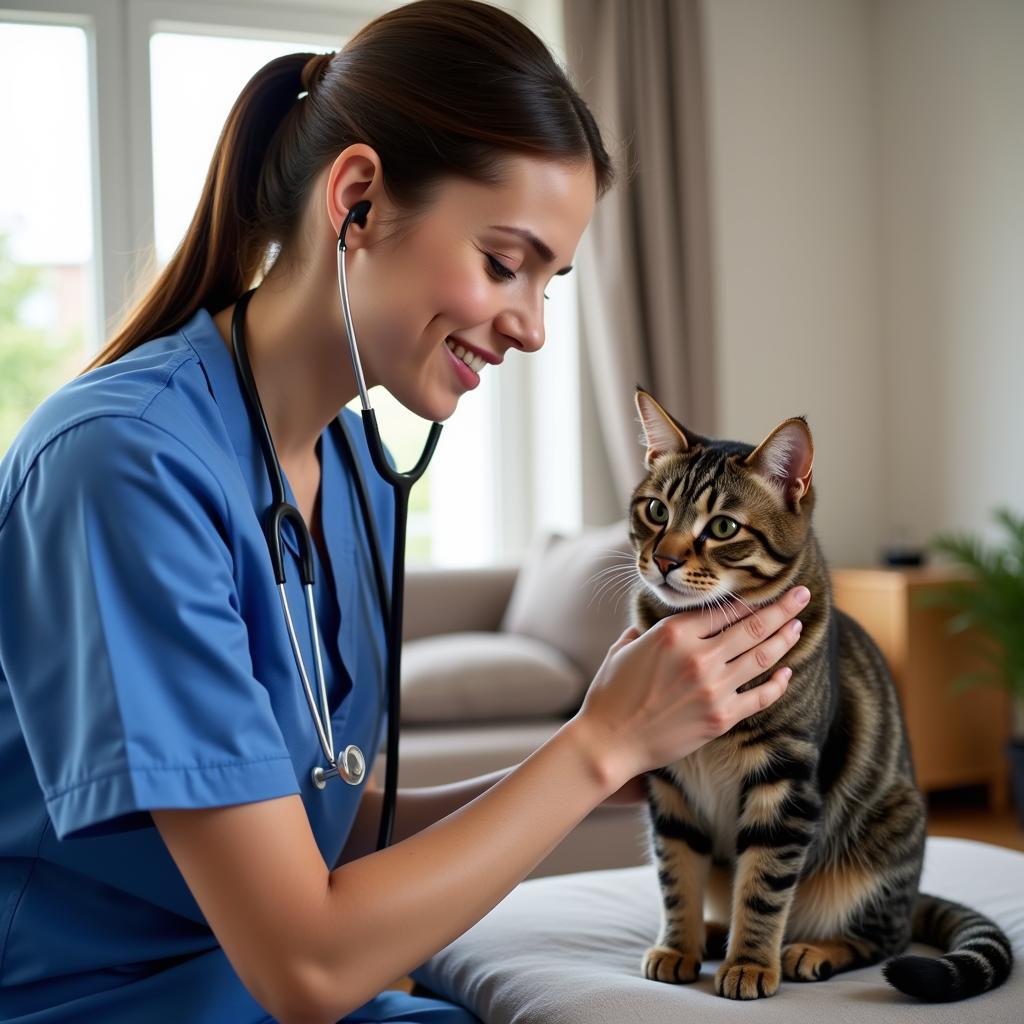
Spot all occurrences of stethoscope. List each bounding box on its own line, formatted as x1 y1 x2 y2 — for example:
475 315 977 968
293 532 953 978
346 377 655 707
229 199 442 851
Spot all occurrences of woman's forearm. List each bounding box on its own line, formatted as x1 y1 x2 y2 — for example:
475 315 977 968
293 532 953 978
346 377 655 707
307 717 620 1022
335 763 519 866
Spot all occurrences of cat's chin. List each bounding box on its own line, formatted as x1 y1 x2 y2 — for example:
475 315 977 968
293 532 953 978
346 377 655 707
644 579 718 612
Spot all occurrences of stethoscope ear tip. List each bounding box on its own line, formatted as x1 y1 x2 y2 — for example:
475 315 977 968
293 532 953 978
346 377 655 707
339 200 372 246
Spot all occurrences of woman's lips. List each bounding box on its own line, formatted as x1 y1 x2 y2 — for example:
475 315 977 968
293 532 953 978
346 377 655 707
444 340 480 389
448 334 501 365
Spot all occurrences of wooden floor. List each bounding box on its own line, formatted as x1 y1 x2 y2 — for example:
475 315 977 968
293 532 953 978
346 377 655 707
926 784 1024 851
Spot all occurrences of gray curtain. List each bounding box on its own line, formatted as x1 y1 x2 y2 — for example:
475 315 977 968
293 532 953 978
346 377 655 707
563 0 717 504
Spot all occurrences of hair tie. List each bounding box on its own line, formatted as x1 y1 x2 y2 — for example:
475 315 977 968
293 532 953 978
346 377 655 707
300 52 335 97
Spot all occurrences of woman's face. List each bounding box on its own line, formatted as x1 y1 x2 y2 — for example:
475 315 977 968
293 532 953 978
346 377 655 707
339 154 597 422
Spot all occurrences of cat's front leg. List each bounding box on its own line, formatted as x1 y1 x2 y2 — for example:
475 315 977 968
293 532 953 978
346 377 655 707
715 765 821 1000
641 771 711 984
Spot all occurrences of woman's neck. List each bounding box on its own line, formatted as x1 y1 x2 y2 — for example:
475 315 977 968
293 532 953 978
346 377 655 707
211 265 360 463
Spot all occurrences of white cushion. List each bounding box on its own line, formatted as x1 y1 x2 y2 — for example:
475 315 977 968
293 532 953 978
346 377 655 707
500 520 634 682
401 631 587 724
411 836 1024 1023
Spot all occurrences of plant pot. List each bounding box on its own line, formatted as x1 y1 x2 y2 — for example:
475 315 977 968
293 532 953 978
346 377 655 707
1008 739 1024 830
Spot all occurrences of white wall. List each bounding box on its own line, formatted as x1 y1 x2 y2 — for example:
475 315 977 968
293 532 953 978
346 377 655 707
702 0 1024 566
875 0 1024 551
702 0 883 567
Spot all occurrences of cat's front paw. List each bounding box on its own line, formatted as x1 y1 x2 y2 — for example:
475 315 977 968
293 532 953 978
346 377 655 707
714 958 781 999
642 945 702 984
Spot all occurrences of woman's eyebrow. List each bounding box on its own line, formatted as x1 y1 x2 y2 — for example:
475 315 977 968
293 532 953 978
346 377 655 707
488 225 573 275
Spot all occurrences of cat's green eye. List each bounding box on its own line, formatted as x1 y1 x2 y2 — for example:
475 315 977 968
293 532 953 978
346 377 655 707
647 499 670 525
708 516 740 540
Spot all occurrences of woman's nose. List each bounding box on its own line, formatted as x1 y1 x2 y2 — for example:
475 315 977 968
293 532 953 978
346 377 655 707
494 304 545 354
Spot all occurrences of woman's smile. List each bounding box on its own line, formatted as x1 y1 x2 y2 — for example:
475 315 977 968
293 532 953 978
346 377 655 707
443 336 482 389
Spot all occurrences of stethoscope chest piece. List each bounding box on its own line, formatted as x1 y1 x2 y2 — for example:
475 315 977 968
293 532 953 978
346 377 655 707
312 744 366 790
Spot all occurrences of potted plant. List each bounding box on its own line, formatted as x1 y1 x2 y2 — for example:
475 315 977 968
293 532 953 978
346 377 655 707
918 507 1024 826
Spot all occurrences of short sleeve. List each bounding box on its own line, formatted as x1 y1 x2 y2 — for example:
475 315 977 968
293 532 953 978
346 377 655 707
0 416 300 840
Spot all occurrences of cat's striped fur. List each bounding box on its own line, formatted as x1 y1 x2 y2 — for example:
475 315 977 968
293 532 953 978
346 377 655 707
629 387 1013 1002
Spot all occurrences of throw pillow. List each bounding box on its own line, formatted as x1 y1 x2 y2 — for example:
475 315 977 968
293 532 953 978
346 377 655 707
500 520 633 683
401 632 587 724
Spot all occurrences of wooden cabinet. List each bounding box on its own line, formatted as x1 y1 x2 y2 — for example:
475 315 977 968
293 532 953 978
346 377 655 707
830 567 1010 809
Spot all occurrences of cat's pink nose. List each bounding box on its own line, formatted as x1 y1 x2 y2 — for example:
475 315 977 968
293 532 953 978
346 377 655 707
654 554 683 578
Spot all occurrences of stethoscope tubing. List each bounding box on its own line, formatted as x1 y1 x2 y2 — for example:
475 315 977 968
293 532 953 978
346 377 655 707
231 289 352 788
228 198 442 852
337 201 443 850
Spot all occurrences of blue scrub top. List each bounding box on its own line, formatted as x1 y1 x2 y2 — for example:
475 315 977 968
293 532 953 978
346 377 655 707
0 308 479 1023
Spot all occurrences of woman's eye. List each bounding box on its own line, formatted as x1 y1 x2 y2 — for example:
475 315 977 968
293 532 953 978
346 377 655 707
647 499 669 524
709 516 740 539
486 254 516 281
486 254 549 299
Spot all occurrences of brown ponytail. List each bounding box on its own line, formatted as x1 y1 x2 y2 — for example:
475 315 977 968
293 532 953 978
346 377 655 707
82 0 615 373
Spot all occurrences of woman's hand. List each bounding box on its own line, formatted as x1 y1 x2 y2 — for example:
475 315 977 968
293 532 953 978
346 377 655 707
571 586 810 790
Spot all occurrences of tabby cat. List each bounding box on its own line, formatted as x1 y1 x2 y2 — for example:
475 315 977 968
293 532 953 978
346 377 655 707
629 387 1013 1002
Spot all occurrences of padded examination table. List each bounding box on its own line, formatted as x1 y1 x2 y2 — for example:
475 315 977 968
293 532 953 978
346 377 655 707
411 837 1024 1024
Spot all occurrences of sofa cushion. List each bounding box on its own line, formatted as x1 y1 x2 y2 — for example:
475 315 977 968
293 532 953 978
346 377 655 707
500 520 634 682
374 721 567 789
400 632 587 724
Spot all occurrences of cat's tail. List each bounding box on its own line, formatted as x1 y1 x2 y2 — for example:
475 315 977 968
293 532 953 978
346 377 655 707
881 892 1014 1002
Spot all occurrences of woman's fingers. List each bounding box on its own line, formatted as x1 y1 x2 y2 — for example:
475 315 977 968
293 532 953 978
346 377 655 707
731 667 792 722
722 614 803 691
688 586 809 642
715 586 810 661
733 663 786 720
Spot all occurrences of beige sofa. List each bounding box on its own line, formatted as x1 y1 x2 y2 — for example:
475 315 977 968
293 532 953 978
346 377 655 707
370 520 649 880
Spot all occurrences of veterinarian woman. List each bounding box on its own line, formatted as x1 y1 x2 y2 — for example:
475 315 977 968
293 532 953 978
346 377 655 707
0 2 807 1020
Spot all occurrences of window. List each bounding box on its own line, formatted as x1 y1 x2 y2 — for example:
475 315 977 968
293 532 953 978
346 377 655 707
151 31 327 266
1 0 581 562
0 20 95 456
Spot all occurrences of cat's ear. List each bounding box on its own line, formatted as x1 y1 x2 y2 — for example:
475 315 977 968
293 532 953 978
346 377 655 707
635 388 696 468
741 417 814 509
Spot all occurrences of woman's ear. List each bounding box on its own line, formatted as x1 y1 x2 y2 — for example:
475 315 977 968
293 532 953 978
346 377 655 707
325 143 387 248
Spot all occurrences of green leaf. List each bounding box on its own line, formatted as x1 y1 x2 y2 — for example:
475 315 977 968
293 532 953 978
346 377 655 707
950 670 999 695
922 507 1024 695
993 507 1024 570
946 610 977 635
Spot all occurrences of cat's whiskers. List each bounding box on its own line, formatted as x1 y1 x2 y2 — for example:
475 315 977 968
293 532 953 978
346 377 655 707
585 557 638 602
594 586 637 614
589 569 638 595
586 564 639 597
707 590 728 623
587 564 641 612
721 586 767 634
586 558 637 585
705 590 740 632
590 570 639 597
